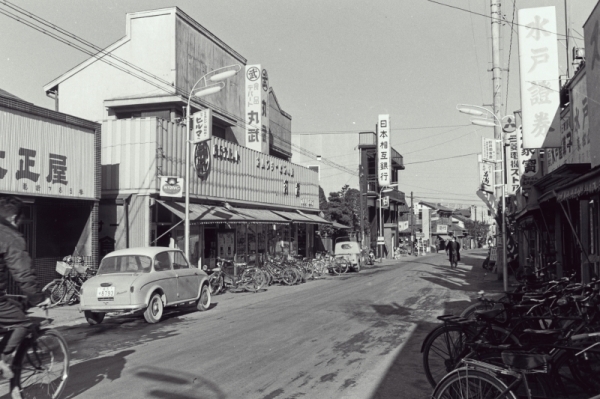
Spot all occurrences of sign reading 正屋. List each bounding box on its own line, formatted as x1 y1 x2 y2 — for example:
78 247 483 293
518 6 561 149
191 109 212 144
0 109 95 199
244 65 269 153
377 114 391 186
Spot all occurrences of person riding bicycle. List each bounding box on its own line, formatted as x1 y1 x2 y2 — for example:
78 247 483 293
0 195 50 384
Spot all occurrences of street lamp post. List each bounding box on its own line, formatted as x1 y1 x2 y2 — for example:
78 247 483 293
378 183 399 261
184 64 241 261
457 104 508 292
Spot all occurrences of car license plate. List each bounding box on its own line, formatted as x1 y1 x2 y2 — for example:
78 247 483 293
97 287 115 301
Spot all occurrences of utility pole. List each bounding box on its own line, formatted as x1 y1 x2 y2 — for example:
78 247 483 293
410 191 414 255
491 0 508 291
359 164 365 247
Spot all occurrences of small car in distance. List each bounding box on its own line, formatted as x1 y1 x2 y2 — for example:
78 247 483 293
79 247 211 325
334 237 363 272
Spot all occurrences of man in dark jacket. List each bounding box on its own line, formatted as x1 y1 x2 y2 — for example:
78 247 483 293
0 195 48 383
445 235 461 269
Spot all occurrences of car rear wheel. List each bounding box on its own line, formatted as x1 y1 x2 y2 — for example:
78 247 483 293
84 311 105 325
144 293 164 323
196 284 211 311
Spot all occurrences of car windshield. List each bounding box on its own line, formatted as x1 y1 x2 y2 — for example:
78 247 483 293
97 255 152 274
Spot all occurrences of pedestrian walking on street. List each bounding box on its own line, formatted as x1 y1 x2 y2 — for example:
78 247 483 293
445 235 460 268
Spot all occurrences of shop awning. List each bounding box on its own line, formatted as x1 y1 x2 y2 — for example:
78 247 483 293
332 221 352 230
232 207 289 223
556 166 600 202
157 200 253 224
397 204 410 214
297 210 332 224
271 210 312 223
438 235 452 241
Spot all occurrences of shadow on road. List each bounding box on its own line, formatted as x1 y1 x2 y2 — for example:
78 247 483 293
369 250 503 399
133 365 227 399
62 349 135 399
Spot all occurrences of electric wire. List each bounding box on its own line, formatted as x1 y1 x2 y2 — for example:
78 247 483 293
404 152 479 165
504 0 517 116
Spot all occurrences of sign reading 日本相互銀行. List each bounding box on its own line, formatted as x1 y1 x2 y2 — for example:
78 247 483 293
377 114 391 186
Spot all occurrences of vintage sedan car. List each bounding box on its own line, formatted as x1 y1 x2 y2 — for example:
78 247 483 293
79 247 211 325
334 237 363 272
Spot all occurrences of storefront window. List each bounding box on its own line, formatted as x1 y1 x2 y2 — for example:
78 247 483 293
298 224 307 257
236 224 246 262
248 224 257 265
218 229 235 260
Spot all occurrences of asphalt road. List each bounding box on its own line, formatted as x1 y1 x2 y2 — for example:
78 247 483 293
1 249 500 399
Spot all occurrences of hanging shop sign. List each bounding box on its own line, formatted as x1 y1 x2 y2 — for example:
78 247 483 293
0 110 95 200
517 126 542 190
482 138 495 163
191 109 212 144
505 131 520 195
381 196 389 208
213 143 240 163
436 224 448 233
159 176 183 198
244 64 269 153
377 114 391 187
478 162 495 193
398 220 409 231
518 6 561 148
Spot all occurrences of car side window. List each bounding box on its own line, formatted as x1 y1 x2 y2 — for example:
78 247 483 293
154 252 172 271
171 251 190 270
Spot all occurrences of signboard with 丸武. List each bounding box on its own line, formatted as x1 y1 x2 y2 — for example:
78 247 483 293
244 65 269 154
0 109 95 200
377 114 391 187
518 6 561 149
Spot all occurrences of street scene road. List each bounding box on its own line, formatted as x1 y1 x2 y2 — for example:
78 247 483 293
2 250 497 399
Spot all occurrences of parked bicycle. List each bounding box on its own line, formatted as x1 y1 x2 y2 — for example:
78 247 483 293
42 256 96 306
1 295 70 399
206 258 266 294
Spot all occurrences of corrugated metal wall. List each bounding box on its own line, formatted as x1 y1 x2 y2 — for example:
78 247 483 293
129 195 150 247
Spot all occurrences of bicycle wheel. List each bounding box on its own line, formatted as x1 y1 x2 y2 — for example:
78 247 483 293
48 282 67 305
552 347 600 397
432 367 517 399
14 329 70 399
209 274 224 295
423 324 473 387
331 258 349 275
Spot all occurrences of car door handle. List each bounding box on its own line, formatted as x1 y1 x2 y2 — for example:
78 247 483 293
175 274 179 278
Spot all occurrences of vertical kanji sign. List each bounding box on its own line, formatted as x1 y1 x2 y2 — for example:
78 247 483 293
191 109 212 144
518 6 560 148
504 131 520 195
377 114 391 187
245 64 269 153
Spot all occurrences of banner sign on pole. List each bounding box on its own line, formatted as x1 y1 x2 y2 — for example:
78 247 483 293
191 109 212 144
482 138 495 163
377 114 391 187
505 131 520 195
479 162 495 193
518 6 561 148
381 196 389 208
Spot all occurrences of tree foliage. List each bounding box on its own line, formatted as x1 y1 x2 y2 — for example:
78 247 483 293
318 184 362 237
464 219 489 240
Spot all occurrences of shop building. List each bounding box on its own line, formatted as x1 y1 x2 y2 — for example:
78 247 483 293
0 89 101 291
42 7 325 265
358 131 407 257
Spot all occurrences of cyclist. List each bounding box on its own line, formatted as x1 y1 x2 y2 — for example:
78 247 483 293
0 195 50 387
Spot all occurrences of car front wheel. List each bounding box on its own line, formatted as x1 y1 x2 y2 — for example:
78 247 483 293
196 284 211 311
144 293 164 323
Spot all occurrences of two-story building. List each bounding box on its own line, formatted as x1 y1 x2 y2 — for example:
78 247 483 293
43 7 326 268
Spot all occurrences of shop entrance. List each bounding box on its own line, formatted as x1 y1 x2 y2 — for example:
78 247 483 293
204 228 217 269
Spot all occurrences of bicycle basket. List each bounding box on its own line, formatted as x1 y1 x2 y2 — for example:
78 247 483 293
55 261 72 276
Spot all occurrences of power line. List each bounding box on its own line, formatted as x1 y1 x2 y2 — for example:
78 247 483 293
292 124 471 135
402 129 481 156
504 0 517 116
404 152 479 165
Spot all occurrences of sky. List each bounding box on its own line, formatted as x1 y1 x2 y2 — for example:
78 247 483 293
0 0 597 208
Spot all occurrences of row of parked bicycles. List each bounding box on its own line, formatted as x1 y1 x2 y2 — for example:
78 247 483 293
204 250 365 296
422 263 600 399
